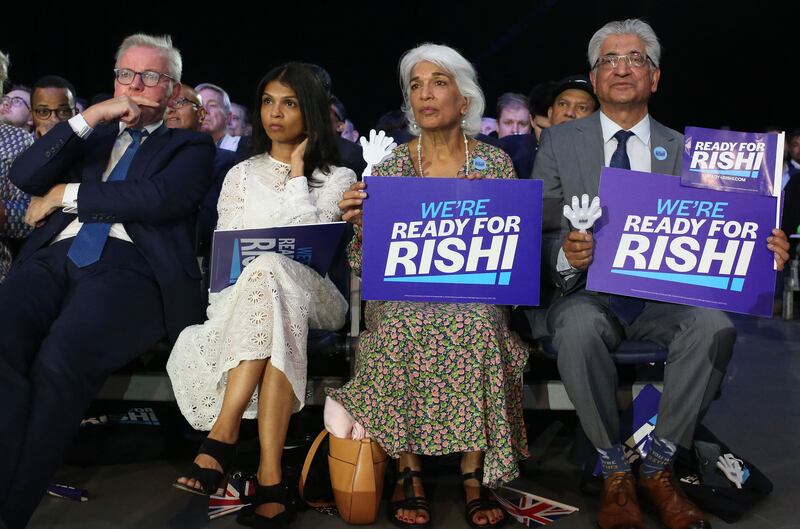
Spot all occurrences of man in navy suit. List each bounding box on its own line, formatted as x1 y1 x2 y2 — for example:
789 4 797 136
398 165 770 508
0 34 214 528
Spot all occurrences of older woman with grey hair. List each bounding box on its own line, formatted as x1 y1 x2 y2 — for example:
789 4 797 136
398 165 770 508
330 43 528 529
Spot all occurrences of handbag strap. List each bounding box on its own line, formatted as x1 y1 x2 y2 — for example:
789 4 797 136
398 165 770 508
299 429 336 508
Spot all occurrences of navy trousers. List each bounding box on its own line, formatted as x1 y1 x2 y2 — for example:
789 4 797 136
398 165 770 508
0 239 166 529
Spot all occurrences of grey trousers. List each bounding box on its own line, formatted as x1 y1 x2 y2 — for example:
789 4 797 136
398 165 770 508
546 289 736 449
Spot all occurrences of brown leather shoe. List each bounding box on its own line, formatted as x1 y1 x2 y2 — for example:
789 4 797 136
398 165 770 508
596 472 645 529
639 470 711 529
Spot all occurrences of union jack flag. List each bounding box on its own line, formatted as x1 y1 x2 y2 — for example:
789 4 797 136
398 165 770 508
208 473 255 520
493 486 578 527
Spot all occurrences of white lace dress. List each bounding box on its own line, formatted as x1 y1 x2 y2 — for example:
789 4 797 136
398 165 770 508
167 154 355 430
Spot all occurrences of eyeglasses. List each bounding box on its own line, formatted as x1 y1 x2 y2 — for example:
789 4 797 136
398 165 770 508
33 106 76 120
593 52 654 70
170 97 202 110
114 68 174 87
1 96 30 109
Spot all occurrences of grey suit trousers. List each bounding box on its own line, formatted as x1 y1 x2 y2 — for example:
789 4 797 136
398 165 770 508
546 290 736 449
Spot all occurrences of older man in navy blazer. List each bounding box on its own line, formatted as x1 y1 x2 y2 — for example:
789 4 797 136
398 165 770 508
0 34 214 528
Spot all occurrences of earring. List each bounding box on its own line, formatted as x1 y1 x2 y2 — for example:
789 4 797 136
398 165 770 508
460 118 466 128
410 120 420 132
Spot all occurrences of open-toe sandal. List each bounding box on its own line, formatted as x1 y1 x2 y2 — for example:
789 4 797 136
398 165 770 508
237 481 295 528
388 467 431 529
462 468 506 529
173 437 236 496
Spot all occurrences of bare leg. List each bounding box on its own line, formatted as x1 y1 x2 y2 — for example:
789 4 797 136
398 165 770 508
391 452 429 525
461 451 504 526
254 360 295 519
177 358 268 490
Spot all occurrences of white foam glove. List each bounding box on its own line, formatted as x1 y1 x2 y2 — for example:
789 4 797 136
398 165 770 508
360 129 396 177
563 194 601 233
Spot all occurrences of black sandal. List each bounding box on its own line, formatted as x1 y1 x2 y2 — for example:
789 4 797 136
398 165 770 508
388 467 431 529
462 468 506 529
173 437 236 496
237 481 295 528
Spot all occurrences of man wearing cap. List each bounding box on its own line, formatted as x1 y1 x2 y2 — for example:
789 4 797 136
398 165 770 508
547 74 598 126
531 18 789 529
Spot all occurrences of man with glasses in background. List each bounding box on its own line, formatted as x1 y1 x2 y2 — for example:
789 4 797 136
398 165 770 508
0 52 34 288
30 75 77 138
0 34 214 529
196 82 240 151
0 86 33 134
165 84 236 283
531 18 789 529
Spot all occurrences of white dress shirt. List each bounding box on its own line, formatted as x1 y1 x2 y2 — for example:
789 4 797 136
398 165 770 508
53 114 163 244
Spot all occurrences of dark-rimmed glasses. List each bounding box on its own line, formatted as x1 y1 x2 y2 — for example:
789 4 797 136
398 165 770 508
114 68 174 87
33 106 76 120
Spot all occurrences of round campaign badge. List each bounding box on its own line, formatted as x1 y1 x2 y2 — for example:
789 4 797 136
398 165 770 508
473 157 487 171
653 146 668 160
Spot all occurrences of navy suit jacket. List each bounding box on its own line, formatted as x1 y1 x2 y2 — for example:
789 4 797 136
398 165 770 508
9 120 216 341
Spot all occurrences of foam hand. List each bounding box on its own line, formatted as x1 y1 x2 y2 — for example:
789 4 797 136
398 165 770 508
360 129 396 177
563 194 601 233
715 453 745 489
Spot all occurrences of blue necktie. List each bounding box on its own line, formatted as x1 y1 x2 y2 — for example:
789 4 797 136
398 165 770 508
608 129 645 325
67 129 146 267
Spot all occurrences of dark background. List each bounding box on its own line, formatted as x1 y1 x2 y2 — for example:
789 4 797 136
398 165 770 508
2 1 797 134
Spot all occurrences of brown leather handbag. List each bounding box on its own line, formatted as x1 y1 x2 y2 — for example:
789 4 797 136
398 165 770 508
299 430 389 524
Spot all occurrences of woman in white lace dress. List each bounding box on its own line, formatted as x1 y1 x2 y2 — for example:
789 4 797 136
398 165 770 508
168 63 355 526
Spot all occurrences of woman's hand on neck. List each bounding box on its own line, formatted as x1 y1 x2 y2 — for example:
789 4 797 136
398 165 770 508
270 137 307 178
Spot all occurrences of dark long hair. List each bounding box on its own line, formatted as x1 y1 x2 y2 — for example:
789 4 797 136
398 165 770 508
250 63 340 184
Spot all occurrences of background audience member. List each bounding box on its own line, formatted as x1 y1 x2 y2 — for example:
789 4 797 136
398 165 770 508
547 74 598 126
0 51 34 284
495 92 531 137
480 116 497 136
528 80 555 141
0 85 33 134
228 101 250 137
196 82 240 151
165 84 237 271
375 109 414 144
30 75 77 138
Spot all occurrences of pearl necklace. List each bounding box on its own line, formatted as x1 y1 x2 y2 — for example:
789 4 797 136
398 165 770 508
416 131 470 177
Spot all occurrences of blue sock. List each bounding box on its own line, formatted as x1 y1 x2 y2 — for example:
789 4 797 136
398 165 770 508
641 436 677 476
597 444 631 478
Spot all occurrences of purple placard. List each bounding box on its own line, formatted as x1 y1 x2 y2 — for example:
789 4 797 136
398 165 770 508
209 222 346 293
682 126 780 196
587 168 777 317
362 176 542 305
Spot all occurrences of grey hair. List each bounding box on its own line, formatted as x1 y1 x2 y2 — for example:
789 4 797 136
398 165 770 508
587 18 661 69
195 83 232 115
0 50 8 94
115 34 182 82
398 43 484 137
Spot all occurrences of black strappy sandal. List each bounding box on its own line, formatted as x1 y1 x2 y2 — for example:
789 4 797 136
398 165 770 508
237 481 295 528
172 437 236 496
462 468 507 529
388 467 431 529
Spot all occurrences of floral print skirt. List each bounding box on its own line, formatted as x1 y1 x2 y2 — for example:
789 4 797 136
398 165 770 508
328 301 529 487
